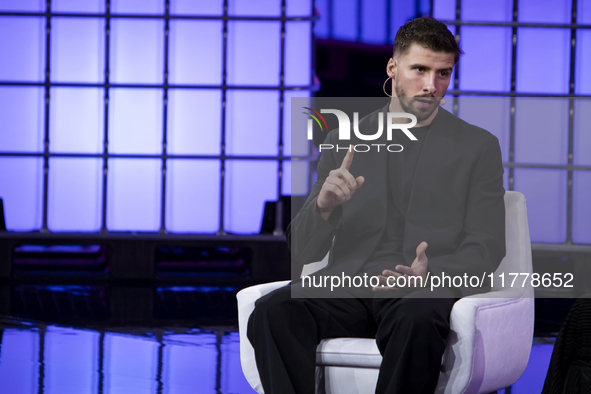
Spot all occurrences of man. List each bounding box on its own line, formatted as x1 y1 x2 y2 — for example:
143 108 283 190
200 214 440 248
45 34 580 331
247 17 505 394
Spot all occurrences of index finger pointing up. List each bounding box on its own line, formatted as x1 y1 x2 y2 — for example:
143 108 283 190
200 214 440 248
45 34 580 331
340 145 355 171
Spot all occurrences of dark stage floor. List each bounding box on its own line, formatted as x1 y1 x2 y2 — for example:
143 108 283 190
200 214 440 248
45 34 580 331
0 284 563 393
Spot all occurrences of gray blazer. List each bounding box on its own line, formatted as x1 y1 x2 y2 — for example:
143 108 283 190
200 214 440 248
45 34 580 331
286 106 506 297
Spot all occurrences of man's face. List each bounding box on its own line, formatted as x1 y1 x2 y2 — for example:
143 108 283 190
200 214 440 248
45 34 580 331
387 43 455 122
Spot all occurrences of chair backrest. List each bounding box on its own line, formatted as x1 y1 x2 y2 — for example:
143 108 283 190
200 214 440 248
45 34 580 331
491 191 533 296
301 191 533 297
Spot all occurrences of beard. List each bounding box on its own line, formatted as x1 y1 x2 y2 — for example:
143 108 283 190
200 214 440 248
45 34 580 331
394 81 439 122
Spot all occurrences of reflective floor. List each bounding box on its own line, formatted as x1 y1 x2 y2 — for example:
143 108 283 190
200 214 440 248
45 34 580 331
0 317 557 394
0 283 558 393
0 318 256 394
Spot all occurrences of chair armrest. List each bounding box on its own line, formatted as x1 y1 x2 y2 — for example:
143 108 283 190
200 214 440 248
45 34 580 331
439 291 534 394
237 280 291 394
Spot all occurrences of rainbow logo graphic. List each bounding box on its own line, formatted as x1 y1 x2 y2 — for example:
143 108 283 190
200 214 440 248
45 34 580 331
302 107 328 136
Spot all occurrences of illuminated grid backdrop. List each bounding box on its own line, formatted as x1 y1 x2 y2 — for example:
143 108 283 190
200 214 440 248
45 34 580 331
0 0 314 235
1 0 590 245
314 0 591 245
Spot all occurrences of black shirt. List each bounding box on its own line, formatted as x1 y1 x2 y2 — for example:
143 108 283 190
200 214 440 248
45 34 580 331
359 124 431 276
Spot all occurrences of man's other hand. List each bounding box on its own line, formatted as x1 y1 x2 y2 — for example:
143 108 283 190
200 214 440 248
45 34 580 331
316 146 365 216
373 242 429 292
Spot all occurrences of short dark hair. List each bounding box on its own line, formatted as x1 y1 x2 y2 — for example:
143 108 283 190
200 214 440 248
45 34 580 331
394 17 463 63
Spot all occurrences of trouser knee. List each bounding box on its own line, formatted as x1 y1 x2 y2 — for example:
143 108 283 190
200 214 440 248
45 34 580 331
247 285 294 345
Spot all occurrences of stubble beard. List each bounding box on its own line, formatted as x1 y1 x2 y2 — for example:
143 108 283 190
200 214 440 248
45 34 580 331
394 81 438 122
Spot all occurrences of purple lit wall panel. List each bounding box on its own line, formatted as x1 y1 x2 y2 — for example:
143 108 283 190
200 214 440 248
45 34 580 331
169 20 223 86
580 0 591 23
285 22 312 86
391 0 416 39
0 329 39 393
110 19 164 84
514 169 567 243
286 0 312 17
0 0 43 12
166 160 220 233
0 157 43 231
51 18 104 83
229 0 281 17
518 0 571 24
314 0 329 37
0 16 45 81
109 88 162 154
162 333 217 394
48 158 102 232
574 99 591 166
433 0 454 20
167 89 221 155
227 21 281 86
573 171 591 244
332 0 357 41
514 98 568 165
362 0 387 44
52 0 104 13
107 159 161 232
0 2 306 233
0 86 44 152
575 30 591 95
224 160 278 234
516 28 570 95
461 0 512 22
170 0 223 16
44 326 99 394
459 27 512 92
283 90 311 157
283 160 309 196
104 333 159 393
49 88 103 153
226 90 279 156
457 97 511 163
111 0 163 15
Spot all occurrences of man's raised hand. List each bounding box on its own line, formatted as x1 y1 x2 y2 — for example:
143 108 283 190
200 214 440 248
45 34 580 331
316 146 365 214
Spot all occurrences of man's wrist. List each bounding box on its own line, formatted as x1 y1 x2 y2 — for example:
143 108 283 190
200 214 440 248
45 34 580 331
314 196 334 214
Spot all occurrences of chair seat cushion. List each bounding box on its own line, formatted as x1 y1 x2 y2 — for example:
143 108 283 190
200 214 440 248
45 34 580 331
317 338 382 368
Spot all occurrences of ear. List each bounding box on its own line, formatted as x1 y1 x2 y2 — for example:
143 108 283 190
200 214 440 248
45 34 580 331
386 57 397 79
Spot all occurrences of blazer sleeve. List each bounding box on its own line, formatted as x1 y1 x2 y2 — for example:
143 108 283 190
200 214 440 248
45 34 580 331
426 136 506 295
285 130 344 267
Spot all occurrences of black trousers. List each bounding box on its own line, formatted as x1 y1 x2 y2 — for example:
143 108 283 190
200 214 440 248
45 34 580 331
247 282 457 394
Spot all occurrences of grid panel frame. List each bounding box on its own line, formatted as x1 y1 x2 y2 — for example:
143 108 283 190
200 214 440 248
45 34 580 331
439 0 587 246
0 0 318 235
2 0 589 244
312 0 589 245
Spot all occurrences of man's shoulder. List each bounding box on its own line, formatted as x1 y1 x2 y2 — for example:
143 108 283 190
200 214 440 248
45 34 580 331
436 106 500 146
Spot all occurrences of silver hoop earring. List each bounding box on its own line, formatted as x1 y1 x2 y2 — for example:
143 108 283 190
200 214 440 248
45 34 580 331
383 77 392 97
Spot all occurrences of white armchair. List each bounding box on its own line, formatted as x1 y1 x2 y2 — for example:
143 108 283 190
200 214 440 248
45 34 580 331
237 191 534 394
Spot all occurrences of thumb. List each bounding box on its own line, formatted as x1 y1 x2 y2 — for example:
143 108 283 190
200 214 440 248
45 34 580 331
416 241 428 261
354 175 365 189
